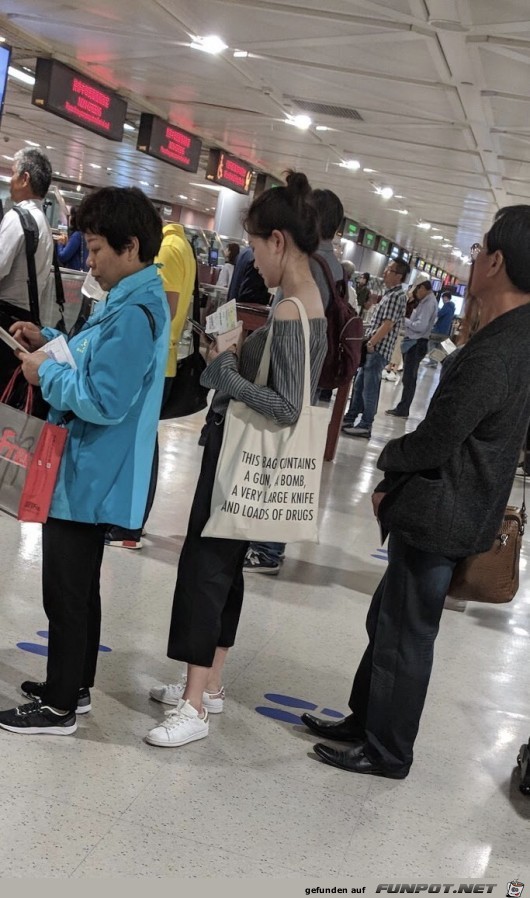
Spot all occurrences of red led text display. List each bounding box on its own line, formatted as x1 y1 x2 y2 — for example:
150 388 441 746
137 114 202 173
206 149 253 195
32 58 126 141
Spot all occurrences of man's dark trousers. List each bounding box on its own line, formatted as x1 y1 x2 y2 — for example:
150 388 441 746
394 338 429 416
348 532 458 769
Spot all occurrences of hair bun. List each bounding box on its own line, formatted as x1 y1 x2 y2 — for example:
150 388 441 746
285 170 312 201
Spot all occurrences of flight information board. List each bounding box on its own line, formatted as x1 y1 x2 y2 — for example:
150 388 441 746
137 114 202 172
206 149 253 194
32 58 127 141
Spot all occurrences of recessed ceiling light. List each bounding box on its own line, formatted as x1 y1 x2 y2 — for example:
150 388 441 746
394 195 404 199
233 50 249 58
46 145 54 150
417 222 431 230
89 163 102 169
315 125 331 132
189 182 223 192
139 180 149 186
123 123 135 132
285 114 312 130
431 235 444 240
0 36 5 43
8 66 35 86
179 194 188 200
380 186 393 200
399 209 409 215
24 139 40 147
190 35 228 54
363 168 377 173
341 159 361 171
2 154 14 161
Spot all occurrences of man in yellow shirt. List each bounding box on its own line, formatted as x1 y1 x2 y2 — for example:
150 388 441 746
159 222 196 390
105 222 196 549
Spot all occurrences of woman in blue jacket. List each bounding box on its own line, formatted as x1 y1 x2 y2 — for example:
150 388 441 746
0 187 169 737
55 206 89 271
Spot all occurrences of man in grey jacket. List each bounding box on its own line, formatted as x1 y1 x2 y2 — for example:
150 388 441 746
302 205 530 778
386 279 438 418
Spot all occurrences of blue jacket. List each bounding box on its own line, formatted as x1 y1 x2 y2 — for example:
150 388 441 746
56 230 89 271
432 300 456 335
39 265 170 527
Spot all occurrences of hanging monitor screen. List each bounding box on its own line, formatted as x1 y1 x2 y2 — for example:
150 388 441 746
254 172 284 197
137 114 202 173
376 236 390 255
206 149 253 194
361 229 376 249
32 58 127 141
389 243 401 259
0 44 11 127
341 218 360 242
416 258 425 270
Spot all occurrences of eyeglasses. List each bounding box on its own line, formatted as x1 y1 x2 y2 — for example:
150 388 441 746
470 243 482 261
386 266 401 274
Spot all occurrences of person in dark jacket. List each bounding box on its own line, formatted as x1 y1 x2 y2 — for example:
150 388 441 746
302 204 530 778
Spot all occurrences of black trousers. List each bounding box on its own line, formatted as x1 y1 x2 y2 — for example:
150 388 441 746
42 518 106 711
348 532 458 769
167 417 249 667
394 338 429 416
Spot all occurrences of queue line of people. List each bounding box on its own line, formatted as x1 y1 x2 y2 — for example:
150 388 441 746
0 152 528 783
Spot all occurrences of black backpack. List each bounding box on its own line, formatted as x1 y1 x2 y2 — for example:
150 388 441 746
312 253 364 389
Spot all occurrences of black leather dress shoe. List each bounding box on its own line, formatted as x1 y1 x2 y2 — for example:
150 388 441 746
300 712 364 742
385 409 408 418
313 742 409 779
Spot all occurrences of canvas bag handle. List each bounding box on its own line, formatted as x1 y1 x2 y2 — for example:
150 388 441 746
253 297 311 409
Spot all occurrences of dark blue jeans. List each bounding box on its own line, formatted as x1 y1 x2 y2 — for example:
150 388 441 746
343 350 387 429
348 532 458 769
394 338 428 416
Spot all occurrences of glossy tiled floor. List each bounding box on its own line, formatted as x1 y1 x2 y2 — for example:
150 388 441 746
0 366 528 878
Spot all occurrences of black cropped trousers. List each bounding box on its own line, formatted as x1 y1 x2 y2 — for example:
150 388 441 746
167 417 249 667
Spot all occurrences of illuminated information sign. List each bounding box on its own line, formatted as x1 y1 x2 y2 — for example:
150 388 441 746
32 57 127 141
361 229 376 249
137 113 202 173
206 149 253 194
377 236 390 255
341 218 360 242
0 44 11 128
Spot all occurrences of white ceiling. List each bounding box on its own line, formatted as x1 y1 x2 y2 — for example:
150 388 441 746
2 0 530 278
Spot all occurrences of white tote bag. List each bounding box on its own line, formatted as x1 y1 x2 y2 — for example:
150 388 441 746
202 297 330 543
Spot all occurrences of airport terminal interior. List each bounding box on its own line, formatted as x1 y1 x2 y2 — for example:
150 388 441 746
1 0 530 882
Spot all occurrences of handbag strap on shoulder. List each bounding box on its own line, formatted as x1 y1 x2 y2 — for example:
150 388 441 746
254 297 311 408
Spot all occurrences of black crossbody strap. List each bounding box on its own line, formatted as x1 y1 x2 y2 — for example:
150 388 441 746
12 205 40 326
52 243 66 332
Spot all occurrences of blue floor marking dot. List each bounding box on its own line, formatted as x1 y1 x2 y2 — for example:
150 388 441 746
255 707 304 725
321 708 344 718
16 642 48 656
263 693 318 710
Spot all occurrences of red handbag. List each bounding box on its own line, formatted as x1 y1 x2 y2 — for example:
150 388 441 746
0 367 68 523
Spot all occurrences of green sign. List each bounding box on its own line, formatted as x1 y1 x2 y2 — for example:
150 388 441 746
341 217 360 241
362 229 376 249
377 237 390 255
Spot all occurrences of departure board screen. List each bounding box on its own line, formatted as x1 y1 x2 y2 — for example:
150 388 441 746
32 58 127 141
137 114 202 172
206 149 253 194
0 44 11 127
377 236 390 255
341 218 360 242
361 229 376 249
254 172 283 197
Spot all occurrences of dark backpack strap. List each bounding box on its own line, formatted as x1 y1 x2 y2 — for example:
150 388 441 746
52 243 67 332
137 303 156 339
11 206 41 326
312 253 346 305
189 243 201 356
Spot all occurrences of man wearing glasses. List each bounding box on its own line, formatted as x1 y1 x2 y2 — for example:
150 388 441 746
302 208 530 779
342 259 409 438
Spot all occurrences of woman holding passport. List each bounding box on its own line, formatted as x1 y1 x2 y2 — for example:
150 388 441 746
146 171 328 748
0 187 169 738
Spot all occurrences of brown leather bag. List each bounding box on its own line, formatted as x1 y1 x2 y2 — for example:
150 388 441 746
448 504 526 603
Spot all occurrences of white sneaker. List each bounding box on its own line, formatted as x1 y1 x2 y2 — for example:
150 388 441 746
149 678 225 713
145 699 209 747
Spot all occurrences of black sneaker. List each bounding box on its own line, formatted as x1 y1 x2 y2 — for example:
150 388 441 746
21 680 91 714
0 700 77 735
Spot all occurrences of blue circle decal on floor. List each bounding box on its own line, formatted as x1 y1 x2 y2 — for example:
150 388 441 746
17 631 112 656
256 693 344 725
